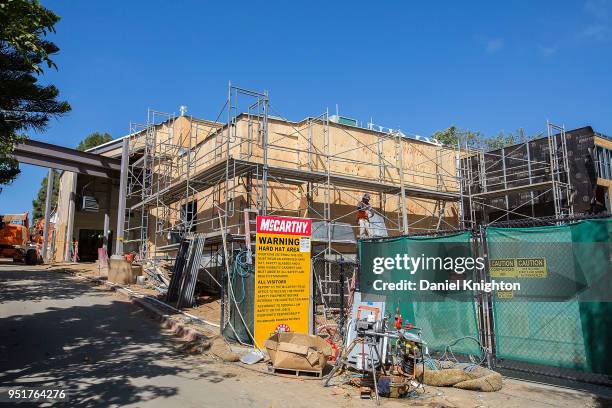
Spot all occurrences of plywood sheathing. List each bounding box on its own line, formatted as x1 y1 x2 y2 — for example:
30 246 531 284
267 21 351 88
143 114 461 242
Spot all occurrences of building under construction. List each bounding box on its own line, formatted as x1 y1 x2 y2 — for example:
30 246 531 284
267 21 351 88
51 85 612 263
459 124 612 226
119 86 463 265
50 84 611 326
41 86 612 390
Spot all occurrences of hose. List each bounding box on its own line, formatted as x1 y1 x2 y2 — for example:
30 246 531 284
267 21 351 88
231 249 252 305
438 336 488 367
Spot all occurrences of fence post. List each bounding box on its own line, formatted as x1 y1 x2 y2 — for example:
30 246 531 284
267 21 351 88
219 247 226 336
310 258 315 335
339 262 345 337
480 225 496 369
472 228 488 367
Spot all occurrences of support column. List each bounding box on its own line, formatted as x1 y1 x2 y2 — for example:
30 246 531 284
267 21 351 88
64 172 77 262
396 132 409 234
103 213 110 250
103 179 111 250
526 141 535 218
115 138 129 255
261 90 269 215
41 168 54 262
501 147 510 222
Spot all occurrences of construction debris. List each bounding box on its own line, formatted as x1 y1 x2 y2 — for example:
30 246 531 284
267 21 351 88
264 332 333 374
240 350 265 365
180 335 240 362
167 234 206 308
142 260 170 293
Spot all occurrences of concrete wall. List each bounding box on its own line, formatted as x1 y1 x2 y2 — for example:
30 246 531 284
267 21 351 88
53 171 75 262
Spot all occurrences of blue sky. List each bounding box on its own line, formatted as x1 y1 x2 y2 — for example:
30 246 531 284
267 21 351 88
1 0 611 215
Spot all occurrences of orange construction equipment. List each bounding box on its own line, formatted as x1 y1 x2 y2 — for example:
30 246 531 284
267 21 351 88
31 217 51 246
0 213 41 265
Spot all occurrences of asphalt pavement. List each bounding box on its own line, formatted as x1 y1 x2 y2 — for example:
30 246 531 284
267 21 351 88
0 263 244 407
1 263 609 408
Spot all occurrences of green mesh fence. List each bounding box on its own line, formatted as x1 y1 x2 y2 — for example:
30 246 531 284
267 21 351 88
358 232 481 355
486 219 612 375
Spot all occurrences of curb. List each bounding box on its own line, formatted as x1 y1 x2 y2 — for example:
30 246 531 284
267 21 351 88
108 283 210 343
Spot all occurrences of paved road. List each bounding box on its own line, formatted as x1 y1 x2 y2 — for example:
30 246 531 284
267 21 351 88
1 264 610 408
0 264 253 407
0 264 378 408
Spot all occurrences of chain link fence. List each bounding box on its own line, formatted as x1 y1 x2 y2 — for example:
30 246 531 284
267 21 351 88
353 213 611 387
482 214 612 387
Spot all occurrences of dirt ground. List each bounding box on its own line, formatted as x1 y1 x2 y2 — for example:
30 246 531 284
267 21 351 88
47 261 222 323
46 262 612 408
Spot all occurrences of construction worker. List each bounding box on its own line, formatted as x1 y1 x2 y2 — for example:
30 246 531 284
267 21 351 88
357 193 373 238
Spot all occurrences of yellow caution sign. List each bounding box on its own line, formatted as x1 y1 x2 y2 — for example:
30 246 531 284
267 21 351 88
516 258 547 278
254 216 312 347
489 259 517 278
489 258 547 278
497 290 514 299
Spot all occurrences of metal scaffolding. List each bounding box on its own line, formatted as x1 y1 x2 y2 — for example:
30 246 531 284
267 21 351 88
118 85 577 295
117 83 474 327
116 83 583 339
458 121 574 227
120 83 465 263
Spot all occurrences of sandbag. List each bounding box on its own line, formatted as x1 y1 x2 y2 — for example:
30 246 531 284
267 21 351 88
415 361 503 392
417 367 472 387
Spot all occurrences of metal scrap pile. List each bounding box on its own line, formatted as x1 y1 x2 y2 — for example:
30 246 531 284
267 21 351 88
166 234 206 308
142 261 170 294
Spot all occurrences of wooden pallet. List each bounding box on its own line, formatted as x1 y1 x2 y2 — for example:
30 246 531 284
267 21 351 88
270 366 323 378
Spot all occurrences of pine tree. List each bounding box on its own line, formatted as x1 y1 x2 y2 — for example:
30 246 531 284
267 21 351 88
0 0 71 188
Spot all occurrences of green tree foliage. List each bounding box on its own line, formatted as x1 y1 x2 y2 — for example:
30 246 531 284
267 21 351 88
432 125 483 148
0 0 71 187
76 132 113 152
484 132 512 151
0 156 20 187
483 130 532 151
31 132 113 220
433 126 533 152
0 0 60 72
31 169 59 221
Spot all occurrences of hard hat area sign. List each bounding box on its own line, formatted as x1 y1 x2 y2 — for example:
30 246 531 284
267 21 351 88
254 216 312 347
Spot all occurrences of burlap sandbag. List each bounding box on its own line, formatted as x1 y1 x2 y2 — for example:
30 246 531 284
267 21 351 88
416 367 471 387
415 362 502 392
453 373 502 392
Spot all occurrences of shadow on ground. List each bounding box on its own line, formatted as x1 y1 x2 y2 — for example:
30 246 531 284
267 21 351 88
0 268 226 407
0 266 98 303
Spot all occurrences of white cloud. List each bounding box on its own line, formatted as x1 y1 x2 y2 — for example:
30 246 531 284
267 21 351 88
538 45 558 56
584 0 610 19
577 23 608 39
485 38 504 53
531 1 609 55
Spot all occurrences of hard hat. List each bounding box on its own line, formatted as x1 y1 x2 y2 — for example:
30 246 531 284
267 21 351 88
363 193 370 200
